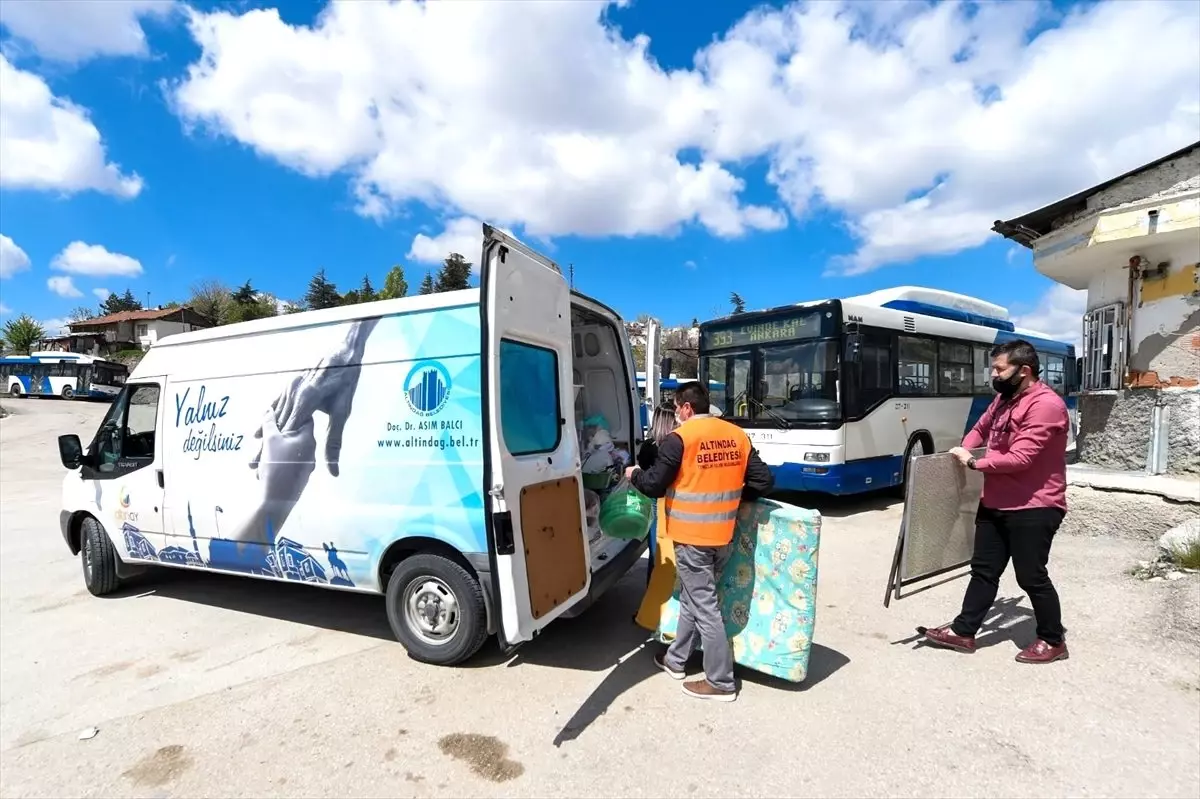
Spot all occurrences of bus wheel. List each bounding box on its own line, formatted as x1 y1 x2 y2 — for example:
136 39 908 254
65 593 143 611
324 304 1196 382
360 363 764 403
894 436 930 498
385 553 487 666
8 385 20 398
61 386 75 400
80 516 120 596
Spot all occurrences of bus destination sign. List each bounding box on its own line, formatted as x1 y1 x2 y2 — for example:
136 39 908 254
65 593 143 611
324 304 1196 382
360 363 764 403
701 312 821 350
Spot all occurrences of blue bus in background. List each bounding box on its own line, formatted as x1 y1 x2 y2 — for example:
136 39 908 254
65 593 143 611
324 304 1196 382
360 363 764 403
2 352 128 400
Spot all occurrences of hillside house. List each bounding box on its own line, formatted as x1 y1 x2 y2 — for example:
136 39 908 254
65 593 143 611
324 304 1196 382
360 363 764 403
46 307 213 357
993 141 1199 475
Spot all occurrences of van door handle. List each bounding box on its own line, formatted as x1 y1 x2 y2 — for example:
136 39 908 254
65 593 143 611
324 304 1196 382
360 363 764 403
156 469 164 489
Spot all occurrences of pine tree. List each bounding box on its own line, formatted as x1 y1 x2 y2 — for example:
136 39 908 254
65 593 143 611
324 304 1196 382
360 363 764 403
379 265 408 299
418 272 435 295
100 288 143 315
304 269 341 310
433 253 472 292
730 292 746 315
229 280 277 322
359 274 376 303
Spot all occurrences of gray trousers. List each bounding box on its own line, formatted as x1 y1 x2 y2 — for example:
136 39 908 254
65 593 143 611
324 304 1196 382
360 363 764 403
664 541 736 692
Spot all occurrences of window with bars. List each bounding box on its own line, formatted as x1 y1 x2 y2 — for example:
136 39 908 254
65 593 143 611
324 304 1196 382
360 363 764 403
1081 302 1126 391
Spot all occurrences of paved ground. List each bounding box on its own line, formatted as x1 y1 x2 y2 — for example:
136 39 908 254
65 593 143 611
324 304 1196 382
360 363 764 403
1 398 1197 798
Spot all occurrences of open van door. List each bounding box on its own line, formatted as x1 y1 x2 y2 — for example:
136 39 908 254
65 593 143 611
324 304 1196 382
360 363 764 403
645 319 662 414
480 224 591 650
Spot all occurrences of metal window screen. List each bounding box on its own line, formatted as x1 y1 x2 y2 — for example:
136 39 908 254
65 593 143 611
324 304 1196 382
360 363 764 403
885 449 985 605
1082 302 1125 391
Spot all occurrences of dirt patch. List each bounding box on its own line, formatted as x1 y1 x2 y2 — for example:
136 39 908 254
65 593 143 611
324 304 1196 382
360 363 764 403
438 733 524 783
122 744 193 788
75 661 134 681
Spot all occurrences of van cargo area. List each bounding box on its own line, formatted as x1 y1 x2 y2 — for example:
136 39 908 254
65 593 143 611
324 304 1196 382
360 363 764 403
571 303 641 569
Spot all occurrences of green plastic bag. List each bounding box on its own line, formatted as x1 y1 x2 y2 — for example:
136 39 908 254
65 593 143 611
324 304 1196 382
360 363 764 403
598 480 652 541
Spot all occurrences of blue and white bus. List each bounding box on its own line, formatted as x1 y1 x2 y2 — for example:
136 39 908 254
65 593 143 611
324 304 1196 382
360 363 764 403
2 352 128 400
697 287 1079 496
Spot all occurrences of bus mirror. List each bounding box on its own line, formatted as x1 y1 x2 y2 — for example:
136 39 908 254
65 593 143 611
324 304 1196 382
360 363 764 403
58 434 84 469
660 357 673 377
846 333 863 364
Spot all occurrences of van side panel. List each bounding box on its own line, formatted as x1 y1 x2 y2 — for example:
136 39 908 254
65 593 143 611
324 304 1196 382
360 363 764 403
144 303 485 593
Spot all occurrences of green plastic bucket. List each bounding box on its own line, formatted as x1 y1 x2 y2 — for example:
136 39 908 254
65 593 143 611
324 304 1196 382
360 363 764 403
598 486 653 540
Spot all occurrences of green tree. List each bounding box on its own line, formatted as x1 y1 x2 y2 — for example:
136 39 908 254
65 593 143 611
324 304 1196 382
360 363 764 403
358 274 376 303
379 265 408 300
433 253 472 292
100 288 142 315
730 292 746 315
1 314 45 354
691 317 699 327
305 269 341 310
418 271 435 295
229 280 278 323
189 280 232 325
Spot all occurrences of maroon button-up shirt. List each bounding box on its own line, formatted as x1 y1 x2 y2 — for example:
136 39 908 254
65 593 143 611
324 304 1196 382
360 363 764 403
962 380 1069 511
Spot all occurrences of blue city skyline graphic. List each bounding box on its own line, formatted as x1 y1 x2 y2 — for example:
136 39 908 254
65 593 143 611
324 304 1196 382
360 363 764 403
405 360 452 416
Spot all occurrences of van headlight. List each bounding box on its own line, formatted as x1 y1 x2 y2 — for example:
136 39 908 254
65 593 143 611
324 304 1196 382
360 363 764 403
804 452 829 462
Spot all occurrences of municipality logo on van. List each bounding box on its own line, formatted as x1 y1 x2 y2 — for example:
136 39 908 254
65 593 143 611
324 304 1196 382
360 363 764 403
404 360 452 416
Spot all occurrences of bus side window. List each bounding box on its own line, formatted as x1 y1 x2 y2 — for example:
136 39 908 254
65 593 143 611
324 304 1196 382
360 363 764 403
938 342 972 395
1043 354 1065 395
973 346 992 394
897 336 935 395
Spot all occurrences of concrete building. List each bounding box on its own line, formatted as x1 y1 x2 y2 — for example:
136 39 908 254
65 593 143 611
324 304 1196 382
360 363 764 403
48 307 213 357
993 141 1199 476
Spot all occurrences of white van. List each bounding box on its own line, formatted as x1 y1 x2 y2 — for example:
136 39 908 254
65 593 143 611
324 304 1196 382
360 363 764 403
57 225 661 666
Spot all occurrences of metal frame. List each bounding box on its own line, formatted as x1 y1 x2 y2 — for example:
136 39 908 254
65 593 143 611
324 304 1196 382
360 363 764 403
884 448 985 608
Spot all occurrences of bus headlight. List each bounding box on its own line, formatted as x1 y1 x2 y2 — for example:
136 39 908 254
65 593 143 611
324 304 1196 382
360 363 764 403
803 452 830 462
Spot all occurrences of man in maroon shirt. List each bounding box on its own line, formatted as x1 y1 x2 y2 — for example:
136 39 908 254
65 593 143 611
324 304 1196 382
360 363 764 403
921 339 1071 664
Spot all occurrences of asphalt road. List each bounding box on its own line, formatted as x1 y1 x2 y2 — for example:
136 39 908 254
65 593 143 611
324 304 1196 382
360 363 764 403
1 398 1197 798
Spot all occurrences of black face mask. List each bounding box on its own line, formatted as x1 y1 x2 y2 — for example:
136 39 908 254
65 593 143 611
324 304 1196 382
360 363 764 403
992 369 1023 398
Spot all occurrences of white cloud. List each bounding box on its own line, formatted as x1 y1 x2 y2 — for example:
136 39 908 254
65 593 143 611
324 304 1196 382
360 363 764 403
39 317 71 337
47 275 83 298
169 0 1198 270
92 287 112 301
51 241 143 277
0 0 176 64
684 260 697 269
0 302 11 315
0 233 32 279
1012 284 1087 350
407 217 485 265
0 55 144 197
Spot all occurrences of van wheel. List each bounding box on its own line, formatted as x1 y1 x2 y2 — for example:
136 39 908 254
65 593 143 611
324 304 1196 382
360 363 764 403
894 436 930 499
385 554 487 666
61 386 75 400
81 516 120 596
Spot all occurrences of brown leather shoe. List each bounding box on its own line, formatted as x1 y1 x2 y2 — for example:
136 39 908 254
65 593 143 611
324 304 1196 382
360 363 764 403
681 679 736 702
1016 639 1068 664
919 625 977 653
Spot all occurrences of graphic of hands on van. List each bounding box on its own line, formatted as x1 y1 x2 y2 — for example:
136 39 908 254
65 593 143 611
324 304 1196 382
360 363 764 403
226 317 382 544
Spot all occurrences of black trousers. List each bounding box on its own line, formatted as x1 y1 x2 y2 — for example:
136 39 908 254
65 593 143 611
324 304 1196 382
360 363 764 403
952 505 1066 646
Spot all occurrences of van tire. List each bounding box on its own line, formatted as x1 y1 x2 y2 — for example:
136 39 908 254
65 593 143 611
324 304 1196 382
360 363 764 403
81 516 120 596
385 553 487 666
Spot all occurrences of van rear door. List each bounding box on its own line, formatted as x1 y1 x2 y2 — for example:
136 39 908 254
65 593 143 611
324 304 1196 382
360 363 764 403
480 224 590 648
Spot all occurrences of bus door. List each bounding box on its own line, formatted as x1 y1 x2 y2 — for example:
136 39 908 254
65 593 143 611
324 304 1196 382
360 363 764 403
480 224 591 650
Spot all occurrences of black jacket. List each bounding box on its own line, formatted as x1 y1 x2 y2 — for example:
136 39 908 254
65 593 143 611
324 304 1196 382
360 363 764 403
629 425 775 501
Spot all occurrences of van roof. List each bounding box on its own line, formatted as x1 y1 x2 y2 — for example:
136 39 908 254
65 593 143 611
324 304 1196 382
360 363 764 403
151 288 481 350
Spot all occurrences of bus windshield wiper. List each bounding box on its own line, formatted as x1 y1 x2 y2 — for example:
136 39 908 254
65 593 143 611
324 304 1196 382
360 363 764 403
747 395 791 430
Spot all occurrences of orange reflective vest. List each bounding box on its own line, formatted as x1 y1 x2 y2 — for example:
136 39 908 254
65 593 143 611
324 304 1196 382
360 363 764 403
663 415 751 547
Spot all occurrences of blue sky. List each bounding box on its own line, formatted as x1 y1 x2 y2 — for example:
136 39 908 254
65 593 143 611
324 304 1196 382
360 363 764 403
1 0 1197 344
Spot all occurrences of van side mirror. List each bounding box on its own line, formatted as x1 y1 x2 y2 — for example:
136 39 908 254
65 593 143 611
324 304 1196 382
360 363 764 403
845 333 863 364
58 434 85 469
660 357 673 377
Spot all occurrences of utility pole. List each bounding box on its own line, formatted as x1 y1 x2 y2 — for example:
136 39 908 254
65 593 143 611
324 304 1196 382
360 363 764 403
146 291 152 310
569 263 574 291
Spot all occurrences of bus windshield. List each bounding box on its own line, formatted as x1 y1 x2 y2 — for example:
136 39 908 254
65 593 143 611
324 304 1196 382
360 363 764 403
759 340 839 420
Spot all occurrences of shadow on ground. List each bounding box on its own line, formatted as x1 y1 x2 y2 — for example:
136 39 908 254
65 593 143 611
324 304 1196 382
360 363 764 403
891 596 1036 651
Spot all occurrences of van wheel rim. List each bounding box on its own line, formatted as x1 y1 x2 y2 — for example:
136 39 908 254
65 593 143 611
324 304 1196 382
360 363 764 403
403 577 459 646
84 537 94 580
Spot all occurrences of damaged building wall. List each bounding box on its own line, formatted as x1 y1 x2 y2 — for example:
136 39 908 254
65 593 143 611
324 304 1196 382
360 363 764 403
1077 388 1200 474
